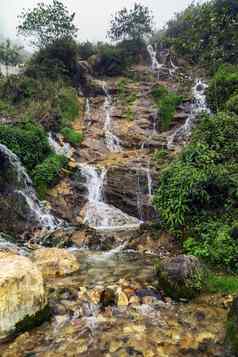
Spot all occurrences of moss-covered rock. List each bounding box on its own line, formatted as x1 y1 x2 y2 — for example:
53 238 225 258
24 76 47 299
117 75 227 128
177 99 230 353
156 255 206 300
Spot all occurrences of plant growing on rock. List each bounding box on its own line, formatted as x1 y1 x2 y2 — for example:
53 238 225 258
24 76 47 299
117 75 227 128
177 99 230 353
33 154 68 198
61 127 83 145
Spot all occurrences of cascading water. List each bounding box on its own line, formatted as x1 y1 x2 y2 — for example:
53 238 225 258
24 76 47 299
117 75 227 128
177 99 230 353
84 98 92 126
167 79 210 149
0 144 60 230
103 85 122 152
147 44 164 79
78 163 141 231
48 132 73 158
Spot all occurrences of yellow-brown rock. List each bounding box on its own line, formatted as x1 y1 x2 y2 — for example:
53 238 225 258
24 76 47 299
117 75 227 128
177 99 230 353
0 255 47 341
33 248 80 279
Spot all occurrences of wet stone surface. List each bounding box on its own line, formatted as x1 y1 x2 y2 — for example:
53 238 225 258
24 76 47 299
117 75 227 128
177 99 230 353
0 249 228 357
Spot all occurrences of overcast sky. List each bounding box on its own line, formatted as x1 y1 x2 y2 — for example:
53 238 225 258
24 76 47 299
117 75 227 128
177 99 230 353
1 0 204 46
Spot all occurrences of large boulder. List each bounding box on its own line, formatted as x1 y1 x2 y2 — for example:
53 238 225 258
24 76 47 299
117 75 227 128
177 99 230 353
156 255 206 300
33 248 80 279
104 165 158 221
225 296 238 356
0 254 48 341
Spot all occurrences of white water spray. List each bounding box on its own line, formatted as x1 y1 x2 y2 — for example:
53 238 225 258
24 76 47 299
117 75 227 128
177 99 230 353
167 79 210 149
48 132 73 158
78 163 141 230
147 44 164 79
84 98 92 126
0 144 60 229
103 85 122 152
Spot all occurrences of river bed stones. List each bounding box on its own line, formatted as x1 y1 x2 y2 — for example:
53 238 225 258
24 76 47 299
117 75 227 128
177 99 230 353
0 255 47 341
33 248 80 278
156 255 206 300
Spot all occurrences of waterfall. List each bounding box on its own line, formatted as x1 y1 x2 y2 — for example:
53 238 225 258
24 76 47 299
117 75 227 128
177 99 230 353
48 132 73 158
167 79 210 149
0 144 61 230
84 98 92 126
78 163 141 231
103 85 122 152
147 44 164 79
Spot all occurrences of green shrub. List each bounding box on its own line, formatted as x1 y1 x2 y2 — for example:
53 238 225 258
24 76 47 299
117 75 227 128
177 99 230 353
207 273 238 294
0 122 51 171
0 99 16 116
207 64 238 111
192 112 238 162
25 39 79 81
61 127 83 145
226 93 238 115
151 84 168 99
151 84 182 130
153 148 168 162
184 222 238 270
159 92 183 130
56 87 79 128
33 154 68 198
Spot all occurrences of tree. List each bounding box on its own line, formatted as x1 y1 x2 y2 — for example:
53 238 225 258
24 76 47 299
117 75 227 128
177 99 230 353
108 3 153 42
17 0 78 48
0 40 22 76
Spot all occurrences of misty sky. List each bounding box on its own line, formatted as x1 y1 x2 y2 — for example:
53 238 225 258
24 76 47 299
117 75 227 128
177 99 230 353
1 0 204 46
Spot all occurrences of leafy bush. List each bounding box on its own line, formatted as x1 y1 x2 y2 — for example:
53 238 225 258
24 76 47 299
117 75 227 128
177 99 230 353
154 110 238 270
25 39 79 81
152 84 182 130
207 273 238 294
153 148 169 162
33 154 68 198
207 64 238 111
151 84 168 99
0 99 16 116
0 122 51 171
184 222 238 270
192 112 238 162
159 92 183 130
61 127 83 145
56 87 79 128
226 93 238 115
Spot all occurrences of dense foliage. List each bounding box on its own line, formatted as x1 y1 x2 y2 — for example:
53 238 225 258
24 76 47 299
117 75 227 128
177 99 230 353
156 0 238 71
61 127 83 145
25 39 79 81
152 84 183 130
18 0 78 48
154 111 238 270
0 122 51 171
33 154 68 198
207 64 238 111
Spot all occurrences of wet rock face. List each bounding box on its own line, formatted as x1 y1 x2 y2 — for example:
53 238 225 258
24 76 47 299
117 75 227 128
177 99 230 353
156 255 206 300
104 165 158 221
0 145 38 236
0 254 47 341
33 248 80 279
225 296 238 356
